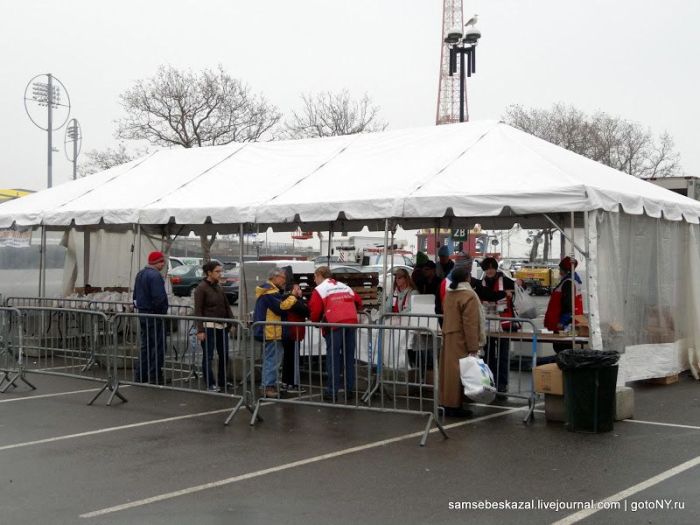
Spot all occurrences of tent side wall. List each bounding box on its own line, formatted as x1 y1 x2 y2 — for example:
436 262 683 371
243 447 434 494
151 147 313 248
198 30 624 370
595 211 698 381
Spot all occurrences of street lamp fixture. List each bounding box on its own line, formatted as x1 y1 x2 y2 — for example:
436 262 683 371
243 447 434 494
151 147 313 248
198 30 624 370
444 24 482 122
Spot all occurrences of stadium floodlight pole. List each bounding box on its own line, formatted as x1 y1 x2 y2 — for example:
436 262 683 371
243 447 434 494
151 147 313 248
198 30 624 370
444 25 482 122
65 118 82 180
24 73 71 188
47 75 53 187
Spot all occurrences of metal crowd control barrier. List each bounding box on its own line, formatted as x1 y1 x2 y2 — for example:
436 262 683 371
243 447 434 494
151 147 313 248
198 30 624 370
248 319 447 446
379 312 540 423
4 296 195 317
109 312 249 424
87 300 195 317
3 306 113 399
0 306 35 392
5 296 94 309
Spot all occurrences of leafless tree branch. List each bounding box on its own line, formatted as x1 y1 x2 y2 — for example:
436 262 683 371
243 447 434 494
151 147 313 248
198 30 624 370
503 103 682 178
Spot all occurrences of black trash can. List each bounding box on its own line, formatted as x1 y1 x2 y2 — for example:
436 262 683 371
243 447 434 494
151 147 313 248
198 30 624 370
556 349 620 433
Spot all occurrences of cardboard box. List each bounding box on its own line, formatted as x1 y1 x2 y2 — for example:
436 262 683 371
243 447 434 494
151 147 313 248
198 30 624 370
574 315 589 337
544 393 566 422
533 363 564 396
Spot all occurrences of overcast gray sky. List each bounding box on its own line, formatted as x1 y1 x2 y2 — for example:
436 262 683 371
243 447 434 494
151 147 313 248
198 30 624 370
1 0 698 192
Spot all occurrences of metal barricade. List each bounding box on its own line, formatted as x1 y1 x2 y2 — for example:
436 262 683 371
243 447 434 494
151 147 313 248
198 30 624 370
248 319 447 446
88 300 135 314
379 312 540 423
5 296 93 310
87 300 194 317
0 306 35 392
7 307 112 397
109 312 248 424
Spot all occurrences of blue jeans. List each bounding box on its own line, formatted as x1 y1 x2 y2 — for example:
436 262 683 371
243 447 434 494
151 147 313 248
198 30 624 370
201 328 229 389
262 340 284 388
135 316 166 384
484 337 510 392
324 328 356 395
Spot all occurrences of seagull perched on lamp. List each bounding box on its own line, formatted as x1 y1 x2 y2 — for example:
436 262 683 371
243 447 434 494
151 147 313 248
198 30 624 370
465 14 478 27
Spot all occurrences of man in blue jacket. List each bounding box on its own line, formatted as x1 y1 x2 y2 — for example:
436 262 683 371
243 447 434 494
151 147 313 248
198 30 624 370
133 251 169 384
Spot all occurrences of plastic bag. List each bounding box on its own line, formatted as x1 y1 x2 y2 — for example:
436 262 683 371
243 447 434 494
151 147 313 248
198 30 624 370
188 324 199 356
555 349 620 369
459 355 496 403
513 285 537 319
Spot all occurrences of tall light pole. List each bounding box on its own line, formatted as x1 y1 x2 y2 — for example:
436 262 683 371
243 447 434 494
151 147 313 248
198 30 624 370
24 73 71 188
443 25 482 122
65 118 82 180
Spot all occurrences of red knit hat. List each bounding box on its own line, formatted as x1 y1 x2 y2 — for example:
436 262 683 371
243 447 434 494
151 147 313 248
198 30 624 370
559 256 577 272
148 251 165 265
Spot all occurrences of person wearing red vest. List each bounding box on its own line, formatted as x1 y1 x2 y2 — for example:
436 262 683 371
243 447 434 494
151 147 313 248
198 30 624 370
544 256 584 353
309 266 363 402
477 257 516 394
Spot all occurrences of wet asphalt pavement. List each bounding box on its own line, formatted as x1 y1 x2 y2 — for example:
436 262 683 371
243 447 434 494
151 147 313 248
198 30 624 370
0 372 698 525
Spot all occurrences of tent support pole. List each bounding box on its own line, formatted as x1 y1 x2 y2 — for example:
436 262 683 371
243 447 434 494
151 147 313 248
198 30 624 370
570 212 576 348
434 219 440 261
327 223 333 260
543 213 588 258
381 219 390 315
38 226 46 297
583 211 594 346
83 230 90 292
136 224 142 270
238 224 246 321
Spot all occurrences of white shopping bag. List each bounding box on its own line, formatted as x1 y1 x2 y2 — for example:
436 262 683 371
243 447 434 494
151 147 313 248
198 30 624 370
513 285 537 319
459 355 497 404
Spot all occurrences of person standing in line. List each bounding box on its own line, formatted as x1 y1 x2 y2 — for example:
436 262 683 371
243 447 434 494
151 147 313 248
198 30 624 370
308 266 363 402
194 261 235 392
281 272 310 395
477 257 517 396
133 251 169 384
253 268 300 398
439 267 484 418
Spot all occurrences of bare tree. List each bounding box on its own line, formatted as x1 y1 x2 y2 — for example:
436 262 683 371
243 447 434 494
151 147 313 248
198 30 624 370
284 90 388 139
116 65 281 147
503 103 681 178
78 143 148 177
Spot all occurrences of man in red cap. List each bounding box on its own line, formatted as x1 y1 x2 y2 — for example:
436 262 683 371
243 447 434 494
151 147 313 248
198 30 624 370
133 251 169 384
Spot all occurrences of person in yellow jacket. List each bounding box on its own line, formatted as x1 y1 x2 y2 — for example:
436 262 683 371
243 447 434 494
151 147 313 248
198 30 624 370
253 268 301 397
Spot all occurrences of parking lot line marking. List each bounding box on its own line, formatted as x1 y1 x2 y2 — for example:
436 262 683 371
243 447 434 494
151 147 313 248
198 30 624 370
622 419 700 431
532 409 700 431
0 408 230 452
0 388 101 403
79 406 526 518
552 455 700 525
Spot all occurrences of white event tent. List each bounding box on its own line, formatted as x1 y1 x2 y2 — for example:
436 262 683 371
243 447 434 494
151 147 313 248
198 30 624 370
2 120 699 381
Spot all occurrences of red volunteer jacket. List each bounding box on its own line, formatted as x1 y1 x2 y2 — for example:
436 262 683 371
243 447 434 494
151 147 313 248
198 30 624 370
309 278 362 328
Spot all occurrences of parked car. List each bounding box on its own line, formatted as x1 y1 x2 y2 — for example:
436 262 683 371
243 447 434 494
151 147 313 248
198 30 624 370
312 255 342 265
328 265 362 274
169 265 238 305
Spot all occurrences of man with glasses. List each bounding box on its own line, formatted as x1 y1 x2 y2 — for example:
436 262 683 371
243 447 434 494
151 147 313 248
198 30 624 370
253 268 302 398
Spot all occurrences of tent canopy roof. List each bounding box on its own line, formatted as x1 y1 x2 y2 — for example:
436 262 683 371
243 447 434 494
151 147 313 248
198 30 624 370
3 120 700 230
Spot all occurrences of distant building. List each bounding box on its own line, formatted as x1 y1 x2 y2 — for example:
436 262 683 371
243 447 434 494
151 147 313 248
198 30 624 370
0 188 34 204
0 189 34 246
644 176 700 201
